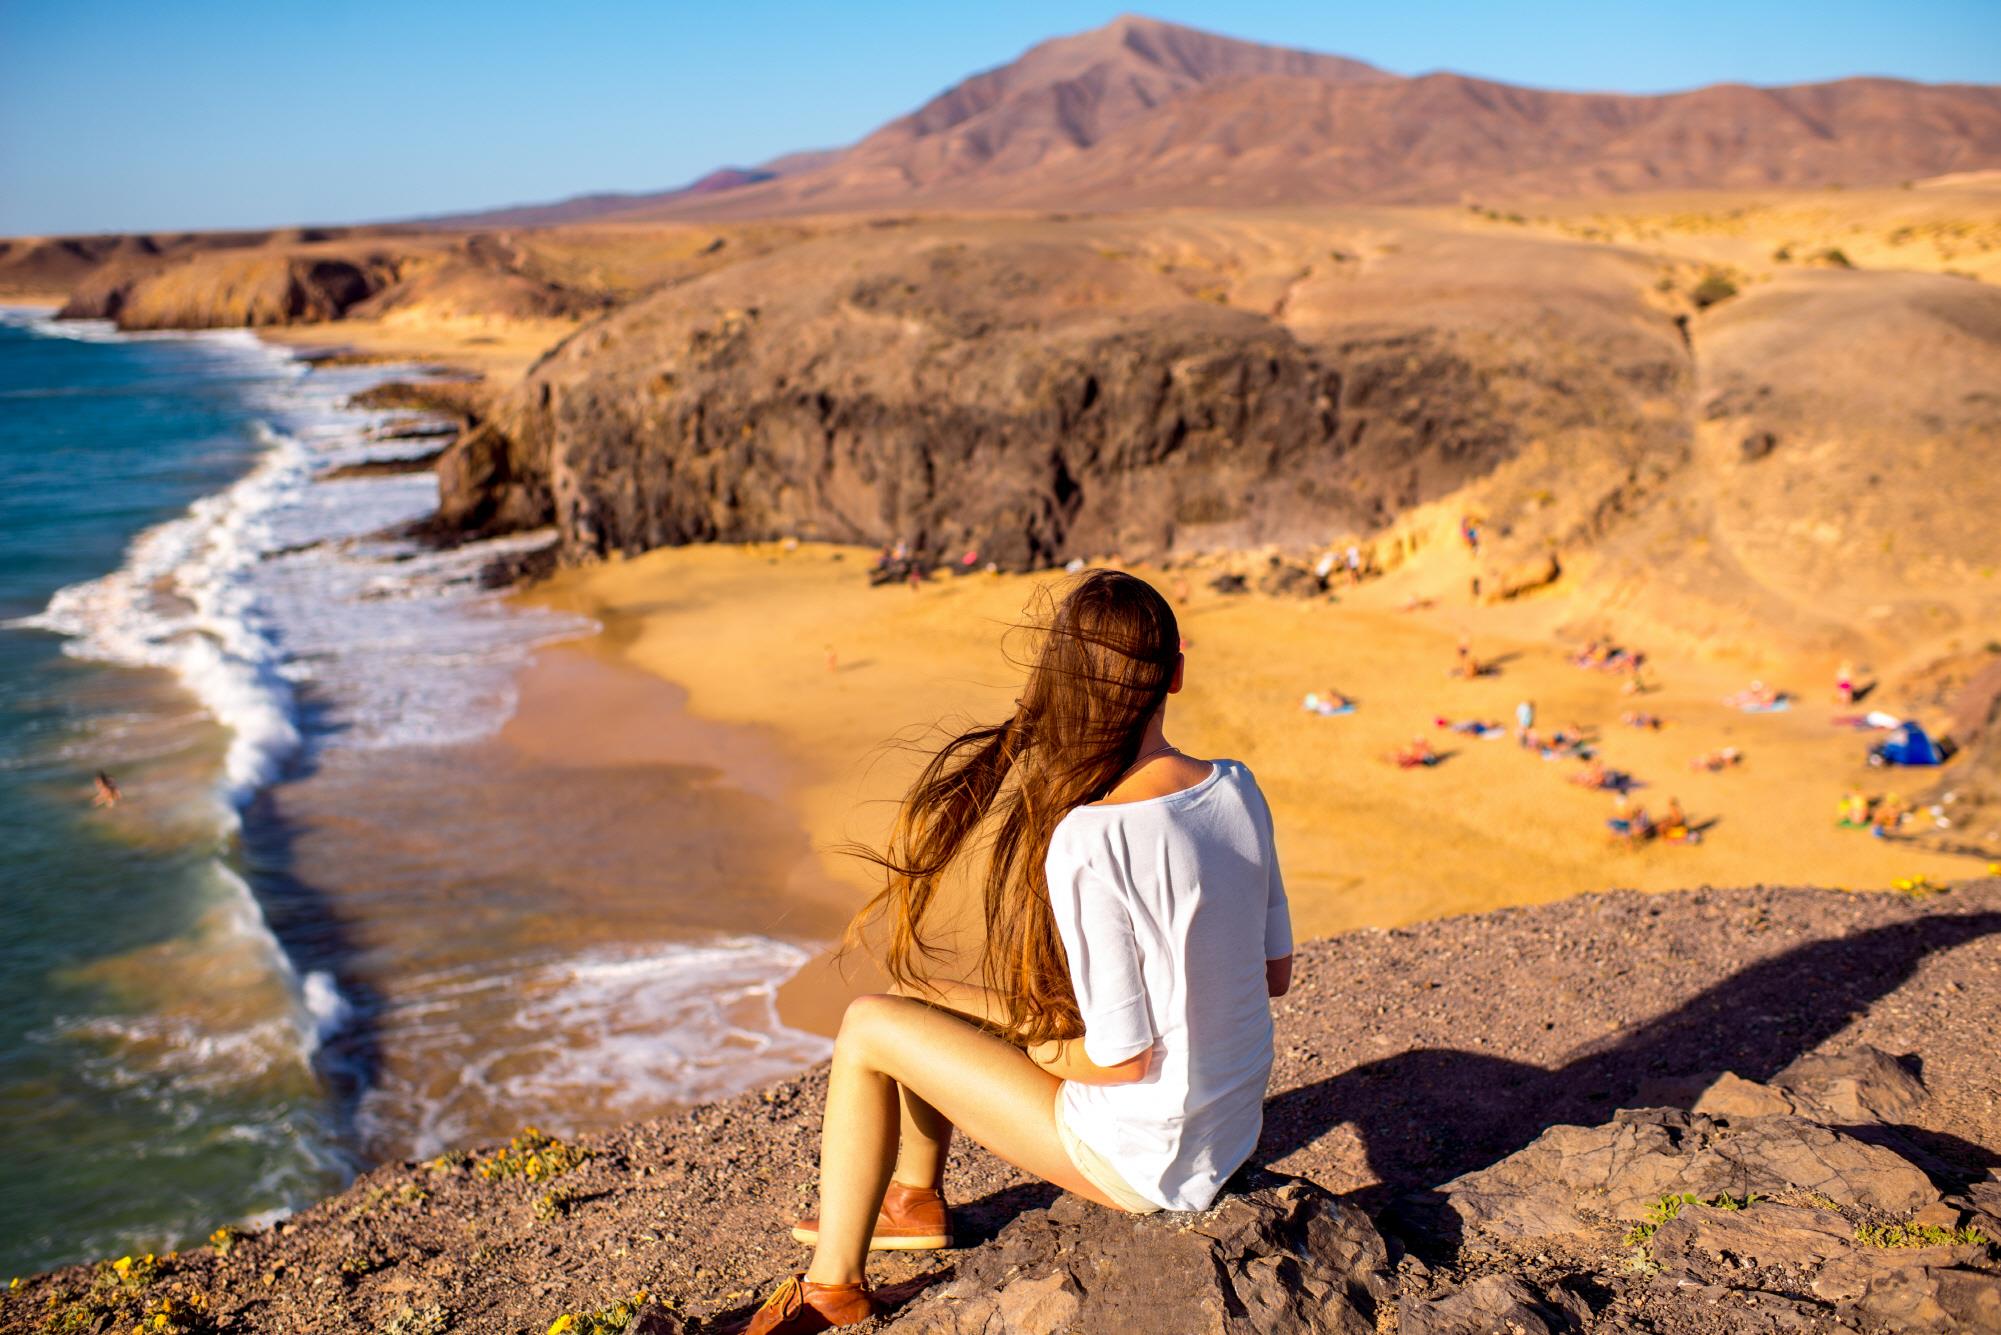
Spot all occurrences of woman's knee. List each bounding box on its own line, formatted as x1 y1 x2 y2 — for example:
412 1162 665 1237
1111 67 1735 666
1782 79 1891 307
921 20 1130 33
834 993 909 1063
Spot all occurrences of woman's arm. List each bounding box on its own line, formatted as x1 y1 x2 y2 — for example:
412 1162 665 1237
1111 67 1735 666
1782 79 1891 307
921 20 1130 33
1026 1037 1152 1086
1266 953 1293 998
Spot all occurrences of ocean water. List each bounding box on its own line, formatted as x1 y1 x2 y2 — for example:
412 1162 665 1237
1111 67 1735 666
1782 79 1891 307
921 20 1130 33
0 310 831 1277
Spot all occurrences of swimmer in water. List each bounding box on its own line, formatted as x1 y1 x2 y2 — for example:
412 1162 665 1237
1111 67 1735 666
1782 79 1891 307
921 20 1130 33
92 771 121 808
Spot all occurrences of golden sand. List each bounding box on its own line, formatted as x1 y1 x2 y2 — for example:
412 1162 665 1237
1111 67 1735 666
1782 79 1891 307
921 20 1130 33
519 543 1979 1030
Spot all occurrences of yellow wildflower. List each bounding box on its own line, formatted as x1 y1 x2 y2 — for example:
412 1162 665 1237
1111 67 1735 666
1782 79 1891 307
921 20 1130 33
548 1316 576 1335
113 1256 133 1276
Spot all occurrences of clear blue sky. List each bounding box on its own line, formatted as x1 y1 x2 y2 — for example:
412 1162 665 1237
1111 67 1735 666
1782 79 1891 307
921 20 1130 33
2 1 1996 235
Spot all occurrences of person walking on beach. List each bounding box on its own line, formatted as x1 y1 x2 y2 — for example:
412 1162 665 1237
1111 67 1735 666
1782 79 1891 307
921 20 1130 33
747 570 1292 1333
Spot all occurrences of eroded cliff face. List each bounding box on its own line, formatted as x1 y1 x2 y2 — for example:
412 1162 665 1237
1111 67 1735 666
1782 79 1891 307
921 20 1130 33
440 219 1689 570
57 250 405 328
51 236 622 331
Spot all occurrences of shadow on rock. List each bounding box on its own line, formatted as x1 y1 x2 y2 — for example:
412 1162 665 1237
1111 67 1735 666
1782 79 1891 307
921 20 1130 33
1257 911 2001 1214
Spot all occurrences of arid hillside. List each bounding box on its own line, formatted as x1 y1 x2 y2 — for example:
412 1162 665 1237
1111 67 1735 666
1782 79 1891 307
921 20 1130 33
432 15 2001 226
415 205 2000 663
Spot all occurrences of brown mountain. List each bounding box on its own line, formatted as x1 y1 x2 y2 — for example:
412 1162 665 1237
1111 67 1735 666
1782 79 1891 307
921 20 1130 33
658 23 2001 215
429 14 2001 225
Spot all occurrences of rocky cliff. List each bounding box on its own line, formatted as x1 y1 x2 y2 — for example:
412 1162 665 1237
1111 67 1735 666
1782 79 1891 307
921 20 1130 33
8 884 1998 1334
433 214 1691 571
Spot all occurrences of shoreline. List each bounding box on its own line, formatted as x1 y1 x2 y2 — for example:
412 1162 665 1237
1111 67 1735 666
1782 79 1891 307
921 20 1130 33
514 540 1985 980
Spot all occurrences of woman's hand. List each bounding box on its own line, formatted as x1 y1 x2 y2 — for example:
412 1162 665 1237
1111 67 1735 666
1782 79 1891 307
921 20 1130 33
1027 1037 1152 1085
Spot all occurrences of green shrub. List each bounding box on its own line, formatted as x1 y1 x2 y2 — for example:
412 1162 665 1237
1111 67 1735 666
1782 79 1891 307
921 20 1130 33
1855 1219 1990 1248
1691 273 1739 309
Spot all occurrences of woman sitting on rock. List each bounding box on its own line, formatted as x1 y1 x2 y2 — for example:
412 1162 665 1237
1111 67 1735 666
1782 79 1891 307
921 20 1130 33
747 570 1294 1334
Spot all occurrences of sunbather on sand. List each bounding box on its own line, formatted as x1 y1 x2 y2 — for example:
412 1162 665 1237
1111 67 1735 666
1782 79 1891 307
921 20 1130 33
1658 796 1699 844
1689 746 1742 772
1392 737 1439 768
1543 725 1592 755
1302 690 1353 716
1607 793 1653 845
1837 790 1874 829
1725 682 1785 710
1452 639 1479 678
1622 711 1664 730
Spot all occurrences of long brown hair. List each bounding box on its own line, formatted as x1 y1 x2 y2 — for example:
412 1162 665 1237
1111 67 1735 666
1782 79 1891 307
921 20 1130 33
845 569 1181 1044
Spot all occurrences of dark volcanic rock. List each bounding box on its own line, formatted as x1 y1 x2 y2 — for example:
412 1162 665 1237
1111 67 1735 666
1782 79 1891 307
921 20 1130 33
1398 1274 1590 1335
883 1174 1391 1334
1435 1103 1939 1243
429 225 1683 568
1740 428 1779 460
1255 559 1327 598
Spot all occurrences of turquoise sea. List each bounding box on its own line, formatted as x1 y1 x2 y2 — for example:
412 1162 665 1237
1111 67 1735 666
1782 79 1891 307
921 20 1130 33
0 310 833 1278
0 311 349 1273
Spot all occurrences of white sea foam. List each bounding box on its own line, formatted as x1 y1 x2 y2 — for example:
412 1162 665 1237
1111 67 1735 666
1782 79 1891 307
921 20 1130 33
359 937 833 1157
9 319 588 1104
300 970 352 1052
11 314 818 1176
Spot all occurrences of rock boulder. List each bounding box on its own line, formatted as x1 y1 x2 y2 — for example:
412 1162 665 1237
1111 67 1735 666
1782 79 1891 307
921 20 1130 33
882 1174 1392 1334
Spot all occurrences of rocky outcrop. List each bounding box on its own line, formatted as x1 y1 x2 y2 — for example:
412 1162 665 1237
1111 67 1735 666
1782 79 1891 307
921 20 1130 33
1399 1276 1590 1335
433 218 1687 570
884 1174 1391 1334
58 251 401 328
47 232 619 332
1408 1048 2001 1333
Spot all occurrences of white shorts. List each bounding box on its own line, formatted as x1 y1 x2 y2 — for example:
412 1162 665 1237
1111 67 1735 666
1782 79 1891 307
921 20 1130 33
1054 1089 1162 1215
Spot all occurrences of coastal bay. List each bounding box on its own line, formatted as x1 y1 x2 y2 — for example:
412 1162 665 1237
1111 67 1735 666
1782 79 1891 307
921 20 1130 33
518 542 1985 1041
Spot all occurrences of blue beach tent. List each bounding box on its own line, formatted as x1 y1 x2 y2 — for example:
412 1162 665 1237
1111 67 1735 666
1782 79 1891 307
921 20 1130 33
1871 722 1942 767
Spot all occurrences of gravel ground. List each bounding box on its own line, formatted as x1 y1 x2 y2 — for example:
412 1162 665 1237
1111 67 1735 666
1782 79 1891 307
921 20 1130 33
7 882 1997 1334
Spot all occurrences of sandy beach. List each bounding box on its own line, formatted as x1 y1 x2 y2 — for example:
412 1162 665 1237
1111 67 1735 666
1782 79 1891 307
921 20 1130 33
518 542 1985 1038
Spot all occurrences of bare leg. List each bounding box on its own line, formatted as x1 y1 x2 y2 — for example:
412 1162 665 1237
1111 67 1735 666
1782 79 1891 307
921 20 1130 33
883 978 1012 1190
890 1084 950 1189
804 995 1121 1286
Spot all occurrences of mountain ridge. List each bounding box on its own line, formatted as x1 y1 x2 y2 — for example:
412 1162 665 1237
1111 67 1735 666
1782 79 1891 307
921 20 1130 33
419 14 2001 228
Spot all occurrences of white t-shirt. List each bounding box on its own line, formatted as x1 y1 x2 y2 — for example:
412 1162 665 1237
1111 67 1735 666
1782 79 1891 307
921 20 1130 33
1045 758 1291 1211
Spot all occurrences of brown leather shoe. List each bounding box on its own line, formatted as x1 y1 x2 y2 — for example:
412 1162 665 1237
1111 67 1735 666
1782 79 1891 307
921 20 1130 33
743 1275 873 1334
791 1181 951 1251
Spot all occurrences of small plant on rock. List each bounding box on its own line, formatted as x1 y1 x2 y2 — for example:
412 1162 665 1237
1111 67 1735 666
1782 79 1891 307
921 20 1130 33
1855 1219 1991 1248
427 1148 471 1174
535 1187 581 1222
1690 272 1739 309
1890 874 1943 899
1623 1191 1760 1247
478 1127 592 1183
546 1290 652 1335
383 1302 452 1335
